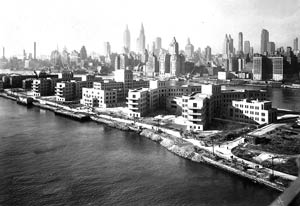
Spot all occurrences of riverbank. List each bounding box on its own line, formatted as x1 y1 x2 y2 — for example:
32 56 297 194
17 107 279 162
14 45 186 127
0 91 292 192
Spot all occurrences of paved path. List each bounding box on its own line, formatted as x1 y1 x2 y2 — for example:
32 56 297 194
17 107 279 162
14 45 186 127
184 137 297 181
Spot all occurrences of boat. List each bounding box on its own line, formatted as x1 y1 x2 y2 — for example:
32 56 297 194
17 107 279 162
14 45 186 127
281 84 300 89
16 96 33 106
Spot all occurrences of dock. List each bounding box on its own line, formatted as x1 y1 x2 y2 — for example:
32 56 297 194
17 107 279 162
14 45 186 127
54 109 90 121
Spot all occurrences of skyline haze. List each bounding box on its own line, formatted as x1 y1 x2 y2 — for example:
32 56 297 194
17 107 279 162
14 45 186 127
1 0 300 57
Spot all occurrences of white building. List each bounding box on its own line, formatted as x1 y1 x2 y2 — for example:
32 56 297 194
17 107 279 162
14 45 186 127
127 87 159 118
81 69 149 108
81 87 120 108
183 93 209 131
228 99 277 125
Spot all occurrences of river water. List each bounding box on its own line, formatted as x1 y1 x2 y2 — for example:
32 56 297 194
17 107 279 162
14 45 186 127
0 96 283 206
223 85 300 112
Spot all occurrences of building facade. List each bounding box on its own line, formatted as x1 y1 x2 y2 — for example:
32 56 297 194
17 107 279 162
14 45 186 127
228 99 277 125
32 78 56 97
261 29 269 54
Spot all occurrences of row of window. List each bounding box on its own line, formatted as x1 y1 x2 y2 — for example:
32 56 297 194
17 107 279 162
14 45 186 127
234 114 266 122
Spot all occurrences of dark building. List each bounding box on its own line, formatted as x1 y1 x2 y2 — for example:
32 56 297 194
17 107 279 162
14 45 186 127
261 29 269 54
80 46 87 60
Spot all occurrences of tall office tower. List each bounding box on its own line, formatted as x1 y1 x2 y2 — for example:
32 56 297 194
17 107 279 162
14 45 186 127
228 35 234 54
294 38 299 51
136 38 140 52
23 49 27 60
155 37 162 51
80 46 87 60
34 42 36 60
250 47 254 56
137 23 146 53
103 42 111 57
270 56 284 81
169 37 179 55
169 37 181 76
61 47 70 66
159 52 171 75
151 42 155 53
185 38 194 61
120 54 129 69
261 29 269 54
114 55 120 70
244 41 250 55
267 42 275 55
238 32 243 54
205 46 212 61
223 34 229 58
123 25 131 51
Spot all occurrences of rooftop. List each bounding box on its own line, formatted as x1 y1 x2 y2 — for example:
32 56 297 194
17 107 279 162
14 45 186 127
233 98 271 104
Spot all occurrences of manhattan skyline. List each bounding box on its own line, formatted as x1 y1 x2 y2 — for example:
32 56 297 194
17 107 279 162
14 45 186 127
1 0 300 57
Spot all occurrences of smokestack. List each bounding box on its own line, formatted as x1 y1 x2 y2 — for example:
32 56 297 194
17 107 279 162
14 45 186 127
34 42 36 60
2 47 4 59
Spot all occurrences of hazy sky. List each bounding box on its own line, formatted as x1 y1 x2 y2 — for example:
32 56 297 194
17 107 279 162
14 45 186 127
1 0 300 57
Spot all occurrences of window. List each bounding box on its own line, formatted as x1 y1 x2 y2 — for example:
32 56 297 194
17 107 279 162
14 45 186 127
261 113 265 116
193 103 197 107
262 118 265 122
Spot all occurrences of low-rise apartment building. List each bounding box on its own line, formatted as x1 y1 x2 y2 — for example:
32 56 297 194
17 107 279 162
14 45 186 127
80 69 149 108
81 87 120 108
32 78 57 97
56 81 93 102
127 81 270 131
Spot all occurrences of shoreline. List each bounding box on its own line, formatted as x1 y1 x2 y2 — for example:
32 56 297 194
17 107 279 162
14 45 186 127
0 92 289 192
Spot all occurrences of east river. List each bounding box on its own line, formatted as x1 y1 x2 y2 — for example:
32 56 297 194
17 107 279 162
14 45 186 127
1 86 300 205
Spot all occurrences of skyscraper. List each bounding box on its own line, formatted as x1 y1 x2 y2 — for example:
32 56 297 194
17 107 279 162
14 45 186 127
261 29 269 54
80 46 87 60
294 38 299 51
238 32 243 54
185 38 194 61
34 42 36 60
155 37 162 51
267 42 275 55
228 35 234 54
137 23 146 53
169 37 181 76
223 34 229 58
123 25 131 51
169 37 179 55
244 41 250 55
159 52 171 75
205 46 212 61
103 42 111 57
